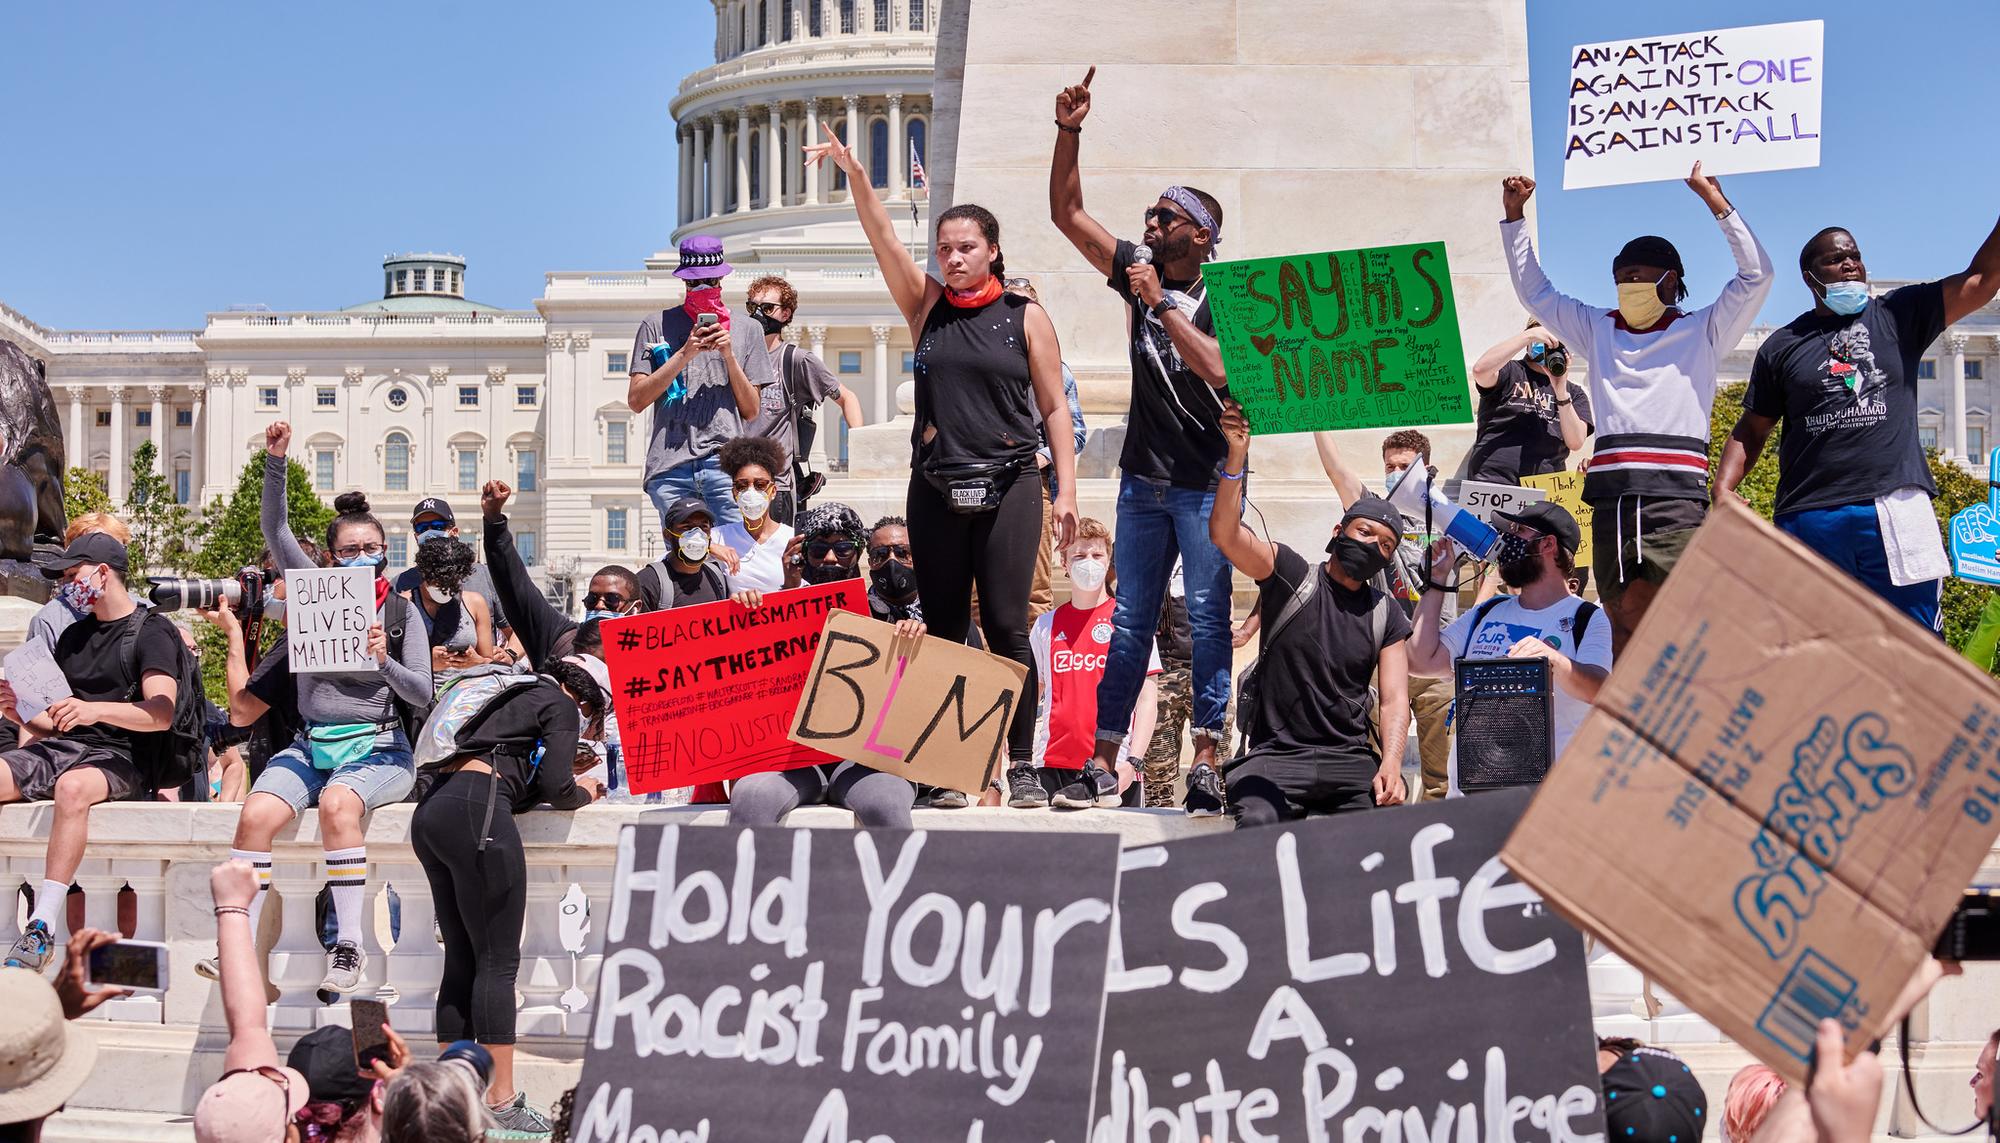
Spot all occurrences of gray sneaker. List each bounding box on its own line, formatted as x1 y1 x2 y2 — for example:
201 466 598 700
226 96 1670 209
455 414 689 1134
927 787 970 809
5 920 54 972
487 1091 555 1135
319 941 366 996
194 955 220 981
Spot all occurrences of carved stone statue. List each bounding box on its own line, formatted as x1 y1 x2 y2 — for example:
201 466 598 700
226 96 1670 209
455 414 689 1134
0 341 67 566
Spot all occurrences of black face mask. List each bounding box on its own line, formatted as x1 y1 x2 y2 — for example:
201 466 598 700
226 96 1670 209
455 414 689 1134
1495 532 1545 589
754 312 790 337
1329 536 1392 583
802 556 859 586
870 560 918 600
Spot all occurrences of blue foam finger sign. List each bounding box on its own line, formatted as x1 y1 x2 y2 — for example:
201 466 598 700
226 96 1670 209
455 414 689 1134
1949 447 2000 585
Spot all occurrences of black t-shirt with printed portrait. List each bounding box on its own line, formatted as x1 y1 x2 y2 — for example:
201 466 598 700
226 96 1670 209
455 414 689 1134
1744 282 1947 517
1243 544 1411 775
1109 238 1232 489
51 610 185 755
1466 360 1595 483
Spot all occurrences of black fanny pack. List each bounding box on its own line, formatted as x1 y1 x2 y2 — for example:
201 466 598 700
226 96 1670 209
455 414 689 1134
922 458 1023 514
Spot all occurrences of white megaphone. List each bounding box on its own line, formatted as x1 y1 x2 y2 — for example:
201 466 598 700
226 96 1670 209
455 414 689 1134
1384 465 1500 559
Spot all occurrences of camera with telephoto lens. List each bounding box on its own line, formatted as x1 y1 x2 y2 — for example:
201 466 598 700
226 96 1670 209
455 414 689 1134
1529 340 1570 378
150 567 266 616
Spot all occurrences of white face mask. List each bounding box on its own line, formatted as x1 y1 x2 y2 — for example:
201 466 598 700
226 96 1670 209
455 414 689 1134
677 527 711 563
1069 557 1108 592
737 488 771 522
425 584 455 605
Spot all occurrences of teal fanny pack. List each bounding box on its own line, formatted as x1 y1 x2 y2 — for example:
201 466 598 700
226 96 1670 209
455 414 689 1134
306 722 389 771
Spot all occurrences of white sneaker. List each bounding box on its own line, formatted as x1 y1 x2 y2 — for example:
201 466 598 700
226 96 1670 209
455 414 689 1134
319 941 366 995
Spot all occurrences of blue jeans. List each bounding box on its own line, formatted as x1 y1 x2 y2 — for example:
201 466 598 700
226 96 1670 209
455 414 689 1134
1776 501 1942 633
645 454 740 530
1095 474 1235 744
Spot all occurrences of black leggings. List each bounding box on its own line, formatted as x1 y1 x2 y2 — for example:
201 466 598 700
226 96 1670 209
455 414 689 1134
905 470 1041 766
411 770 525 1045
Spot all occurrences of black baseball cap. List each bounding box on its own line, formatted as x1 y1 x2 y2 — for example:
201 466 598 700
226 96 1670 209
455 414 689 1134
286 1025 374 1107
1495 502 1581 554
411 497 455 525
1333 494 1403 543
1602 1046 1707 1143
43 532 129 578
662 497 714 531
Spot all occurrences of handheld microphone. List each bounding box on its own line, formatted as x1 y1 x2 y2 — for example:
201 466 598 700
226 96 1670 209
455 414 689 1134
1133 244 1153 265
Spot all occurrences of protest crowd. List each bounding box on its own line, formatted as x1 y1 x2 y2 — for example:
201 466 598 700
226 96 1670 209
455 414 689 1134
2 56 1999 1143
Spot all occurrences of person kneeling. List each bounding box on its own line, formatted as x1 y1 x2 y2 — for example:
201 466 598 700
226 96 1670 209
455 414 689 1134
1209 401 1410 827
729 502 917 830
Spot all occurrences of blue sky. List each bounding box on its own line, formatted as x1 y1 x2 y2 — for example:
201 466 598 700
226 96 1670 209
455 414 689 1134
3 2 1994 330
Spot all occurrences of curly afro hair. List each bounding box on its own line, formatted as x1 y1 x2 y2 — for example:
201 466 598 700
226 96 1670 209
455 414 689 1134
414 536 475 593
718 436 786 481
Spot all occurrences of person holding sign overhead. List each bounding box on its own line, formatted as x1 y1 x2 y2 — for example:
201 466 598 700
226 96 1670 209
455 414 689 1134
1501 164 1771 655
1049 66 1238 820
805 117 1079 798
208 422 433 999
1716 217 2000 631
1210 400 1412 826
1 532 186 973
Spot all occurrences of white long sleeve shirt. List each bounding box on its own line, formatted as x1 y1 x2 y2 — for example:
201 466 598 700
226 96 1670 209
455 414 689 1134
1501 210 1773 504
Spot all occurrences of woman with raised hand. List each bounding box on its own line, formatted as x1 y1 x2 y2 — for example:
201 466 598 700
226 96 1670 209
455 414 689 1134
805 124 1079 794
200 421 433 1000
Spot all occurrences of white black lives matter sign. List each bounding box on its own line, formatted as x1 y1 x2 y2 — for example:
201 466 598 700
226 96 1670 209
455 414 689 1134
1094 789 1605 1143
1563 20 1823 190
574 824 1120 1143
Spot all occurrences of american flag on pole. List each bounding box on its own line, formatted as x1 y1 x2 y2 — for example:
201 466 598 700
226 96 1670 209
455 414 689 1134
910 151 927 190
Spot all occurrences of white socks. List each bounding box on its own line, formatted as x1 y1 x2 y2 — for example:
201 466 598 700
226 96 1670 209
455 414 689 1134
231 849 273 933
325 848 367 947
30 879 67 928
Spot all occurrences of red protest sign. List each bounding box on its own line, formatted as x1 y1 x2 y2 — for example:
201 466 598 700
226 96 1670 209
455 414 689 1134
600 580 867 793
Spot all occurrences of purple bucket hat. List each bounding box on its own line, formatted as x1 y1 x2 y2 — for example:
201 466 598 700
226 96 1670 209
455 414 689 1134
674 235 734 280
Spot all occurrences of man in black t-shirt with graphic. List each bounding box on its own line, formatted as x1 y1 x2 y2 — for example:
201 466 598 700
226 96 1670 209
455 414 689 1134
2 533 185 972
1050 67 1236 818
1209 401 1412 827
1717 219 2000 631
1466 321 1594 483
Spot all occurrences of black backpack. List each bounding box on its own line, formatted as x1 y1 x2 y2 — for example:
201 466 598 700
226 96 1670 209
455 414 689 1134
381 592 431 748
121 612 208 797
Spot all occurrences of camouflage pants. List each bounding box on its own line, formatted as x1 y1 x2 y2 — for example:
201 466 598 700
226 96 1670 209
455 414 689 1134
1140 668 1233 808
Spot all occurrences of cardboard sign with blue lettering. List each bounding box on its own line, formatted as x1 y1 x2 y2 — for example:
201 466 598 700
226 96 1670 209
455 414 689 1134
1504 498 2000 1084
1095 790 1603 1142
1949 447 2000 585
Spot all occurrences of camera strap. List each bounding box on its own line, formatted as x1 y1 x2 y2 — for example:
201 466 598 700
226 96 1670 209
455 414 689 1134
1898 1015 1989 1137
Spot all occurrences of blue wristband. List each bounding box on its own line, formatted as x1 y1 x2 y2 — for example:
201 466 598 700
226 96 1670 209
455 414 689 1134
1221 466 1247 481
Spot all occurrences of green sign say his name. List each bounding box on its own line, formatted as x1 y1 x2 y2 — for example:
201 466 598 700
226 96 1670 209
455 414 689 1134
1204 241 1473 435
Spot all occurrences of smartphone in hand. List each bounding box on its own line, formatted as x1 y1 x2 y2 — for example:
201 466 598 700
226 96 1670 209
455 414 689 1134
350 998 393 1072
87 938 169 995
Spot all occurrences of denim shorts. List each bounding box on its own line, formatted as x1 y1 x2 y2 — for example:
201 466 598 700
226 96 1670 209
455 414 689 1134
251 728 416 814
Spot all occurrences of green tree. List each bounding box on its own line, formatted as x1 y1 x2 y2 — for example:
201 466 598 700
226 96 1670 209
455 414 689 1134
62 467 114 525
1708 380 1996 666
123 441 195 588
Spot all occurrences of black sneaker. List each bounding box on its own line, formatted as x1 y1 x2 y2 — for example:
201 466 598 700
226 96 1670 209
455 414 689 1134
1184 762 1225 818
1005 765 1048 808
1053 764 1118 810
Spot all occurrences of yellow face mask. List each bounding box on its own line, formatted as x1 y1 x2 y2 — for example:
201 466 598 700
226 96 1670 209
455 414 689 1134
1617 274 1669 330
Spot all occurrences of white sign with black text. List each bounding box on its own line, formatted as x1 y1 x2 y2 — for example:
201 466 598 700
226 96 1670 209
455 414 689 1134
284 567 377 674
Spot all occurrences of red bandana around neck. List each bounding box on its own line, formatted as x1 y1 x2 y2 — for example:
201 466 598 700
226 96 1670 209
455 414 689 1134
374 576 392 610
683 287 731 331
943 276 1003 309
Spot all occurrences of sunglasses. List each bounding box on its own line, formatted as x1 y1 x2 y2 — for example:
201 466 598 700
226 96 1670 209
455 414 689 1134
1002 278 1034 291
1144 206 1190 229
733 477 776 493
220 1066 294 1133
747 300 787 317
582 592 628 611
808 540 860 561
869 544 912 563
413 520 451 535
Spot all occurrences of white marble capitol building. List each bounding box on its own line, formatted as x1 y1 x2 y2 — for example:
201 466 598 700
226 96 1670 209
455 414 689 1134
0 0 937 594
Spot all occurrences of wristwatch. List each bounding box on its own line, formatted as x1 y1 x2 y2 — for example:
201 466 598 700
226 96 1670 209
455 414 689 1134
1150 298 1177 319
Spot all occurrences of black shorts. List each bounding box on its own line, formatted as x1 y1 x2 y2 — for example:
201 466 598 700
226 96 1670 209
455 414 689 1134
1223 751 1376 827
3 737 145 802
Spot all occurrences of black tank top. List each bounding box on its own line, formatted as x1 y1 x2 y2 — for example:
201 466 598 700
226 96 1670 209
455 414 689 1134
910 290 1039 468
